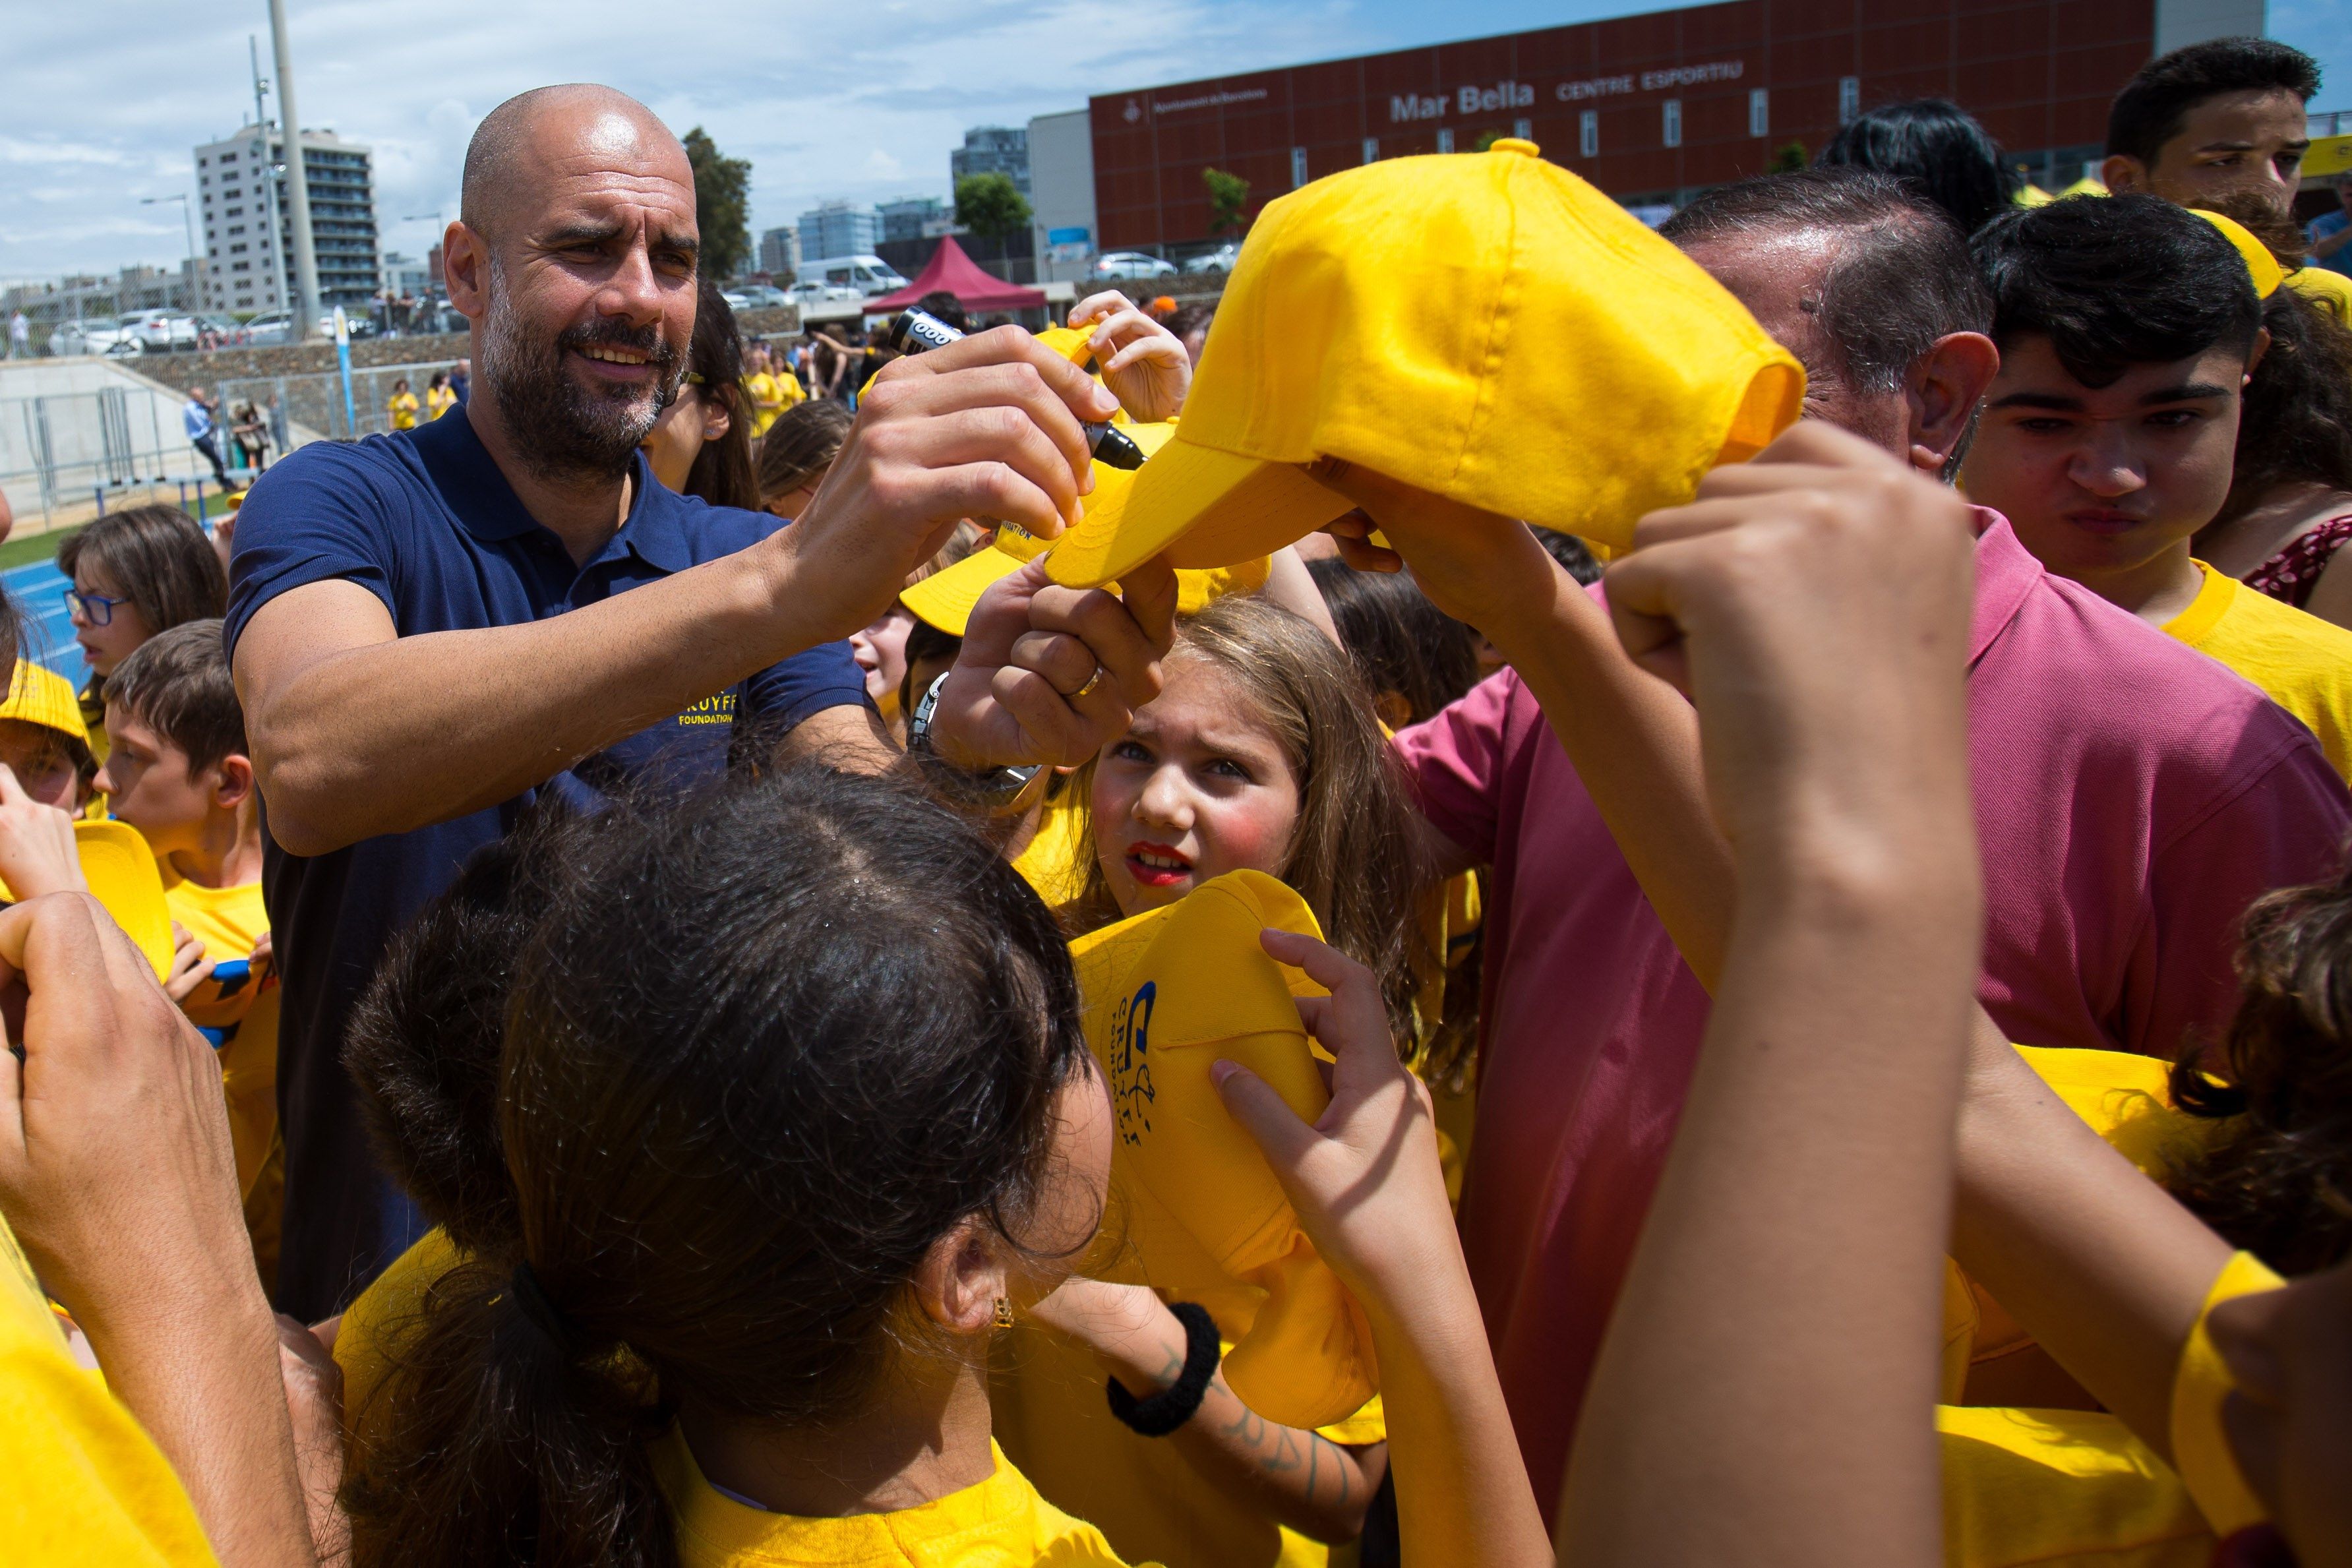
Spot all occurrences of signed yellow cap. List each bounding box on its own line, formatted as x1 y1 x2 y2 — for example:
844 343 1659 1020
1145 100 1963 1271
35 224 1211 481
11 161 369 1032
1044 138 1804 588
901 462 1271 637
1070 868 1375 1429
0 659 88 744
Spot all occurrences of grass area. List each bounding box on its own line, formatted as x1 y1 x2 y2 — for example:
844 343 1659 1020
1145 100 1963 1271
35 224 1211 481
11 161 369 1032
0 524 76 572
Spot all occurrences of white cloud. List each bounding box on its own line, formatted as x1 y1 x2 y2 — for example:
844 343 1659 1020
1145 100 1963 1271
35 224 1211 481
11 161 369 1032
0 0 1358 278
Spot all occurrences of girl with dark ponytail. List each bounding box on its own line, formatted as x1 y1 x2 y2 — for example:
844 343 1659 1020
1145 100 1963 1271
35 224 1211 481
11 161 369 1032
336 768 1131 1567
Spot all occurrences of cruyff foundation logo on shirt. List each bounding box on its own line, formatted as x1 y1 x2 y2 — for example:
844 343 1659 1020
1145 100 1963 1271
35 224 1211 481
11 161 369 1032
1109 980 1157 1147
677 690 738 728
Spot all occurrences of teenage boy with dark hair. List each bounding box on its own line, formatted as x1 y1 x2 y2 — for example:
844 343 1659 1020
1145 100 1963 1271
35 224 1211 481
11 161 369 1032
1960 195 2352 780
2102 37 2318 221
92 618 281 1278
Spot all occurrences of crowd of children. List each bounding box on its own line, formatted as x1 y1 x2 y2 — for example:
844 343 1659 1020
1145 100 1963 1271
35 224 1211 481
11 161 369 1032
9 32 2352 1568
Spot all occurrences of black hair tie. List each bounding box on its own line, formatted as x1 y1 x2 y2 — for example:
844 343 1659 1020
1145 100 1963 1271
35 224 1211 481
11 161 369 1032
509 1259 586 1358
1106 1301 1219 1437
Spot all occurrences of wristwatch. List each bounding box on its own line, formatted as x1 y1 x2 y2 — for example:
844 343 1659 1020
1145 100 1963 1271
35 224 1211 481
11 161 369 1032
908 673 1049 816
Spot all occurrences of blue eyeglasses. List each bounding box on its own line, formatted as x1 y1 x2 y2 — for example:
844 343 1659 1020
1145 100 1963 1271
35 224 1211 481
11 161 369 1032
63 588 128 626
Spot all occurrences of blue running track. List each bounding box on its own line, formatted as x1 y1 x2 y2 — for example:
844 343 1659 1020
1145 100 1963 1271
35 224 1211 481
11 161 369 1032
4 559 90 693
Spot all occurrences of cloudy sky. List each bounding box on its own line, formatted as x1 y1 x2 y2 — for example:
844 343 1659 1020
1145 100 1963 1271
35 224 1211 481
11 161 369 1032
5 0 2346 284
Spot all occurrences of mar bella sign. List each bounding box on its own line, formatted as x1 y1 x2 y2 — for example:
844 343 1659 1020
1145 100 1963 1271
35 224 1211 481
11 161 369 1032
1389 60 1745 123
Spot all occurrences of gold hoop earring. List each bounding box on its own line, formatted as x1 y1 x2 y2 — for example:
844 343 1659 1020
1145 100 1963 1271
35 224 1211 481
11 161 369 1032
993 1296 1015 1329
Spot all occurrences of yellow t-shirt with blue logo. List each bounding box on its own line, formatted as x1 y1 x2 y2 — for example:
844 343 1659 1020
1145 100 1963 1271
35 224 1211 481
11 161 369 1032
0 1211 219 1564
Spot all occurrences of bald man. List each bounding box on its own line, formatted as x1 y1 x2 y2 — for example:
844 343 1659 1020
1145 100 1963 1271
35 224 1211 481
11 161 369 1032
227 85 1174 1315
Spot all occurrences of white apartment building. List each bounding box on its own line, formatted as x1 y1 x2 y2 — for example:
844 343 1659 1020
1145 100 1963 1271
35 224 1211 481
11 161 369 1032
195 124 380 315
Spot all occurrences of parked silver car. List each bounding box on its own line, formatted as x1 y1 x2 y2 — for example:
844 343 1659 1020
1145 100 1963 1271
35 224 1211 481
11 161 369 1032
1093 251 1178 281
1183 243 1242 274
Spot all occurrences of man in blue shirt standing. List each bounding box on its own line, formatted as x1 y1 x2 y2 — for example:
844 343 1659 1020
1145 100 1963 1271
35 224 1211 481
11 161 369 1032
229 84 1173 1316
183 385 231 488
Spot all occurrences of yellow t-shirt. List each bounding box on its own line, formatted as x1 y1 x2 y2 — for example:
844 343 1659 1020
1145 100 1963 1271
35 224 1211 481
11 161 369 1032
0 1211 219 1565
991 1309 1385 1568
655 1430 1142 1567
2165 560 2352 781
1937 1406 2210 1568
339 1230 1143 1567
164 876 280 1282
742 371 799 437
1933 1048 2237 1567
423 385 456 421
387 392 419 431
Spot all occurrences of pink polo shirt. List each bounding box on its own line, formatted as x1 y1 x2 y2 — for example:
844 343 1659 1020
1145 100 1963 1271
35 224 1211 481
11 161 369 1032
1395 512 2349 1524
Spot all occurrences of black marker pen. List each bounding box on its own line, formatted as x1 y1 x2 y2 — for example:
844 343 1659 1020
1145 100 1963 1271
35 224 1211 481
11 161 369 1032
883 309 1146 471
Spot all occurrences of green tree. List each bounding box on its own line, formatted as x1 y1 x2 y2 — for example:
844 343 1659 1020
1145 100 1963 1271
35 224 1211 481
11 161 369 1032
682 126 752 281
1203 166 1251 236
955 172 1033 241
1473 129 1504 153
1769 140 1809 173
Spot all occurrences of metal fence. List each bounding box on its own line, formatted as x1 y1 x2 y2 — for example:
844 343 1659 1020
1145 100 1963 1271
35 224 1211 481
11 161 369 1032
0 384 233 530
215 356 464 444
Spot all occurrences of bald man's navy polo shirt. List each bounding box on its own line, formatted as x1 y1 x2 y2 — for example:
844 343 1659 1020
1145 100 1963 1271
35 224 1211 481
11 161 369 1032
225 407 870 1317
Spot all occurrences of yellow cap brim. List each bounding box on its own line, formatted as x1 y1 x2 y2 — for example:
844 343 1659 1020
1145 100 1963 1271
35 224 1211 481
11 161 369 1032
1045 438 1352 589
901 542 1031 636
73 820 175 979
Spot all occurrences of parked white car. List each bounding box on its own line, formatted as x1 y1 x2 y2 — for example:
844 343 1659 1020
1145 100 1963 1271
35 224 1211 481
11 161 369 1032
787 279 864 307
121 309 199 351
1183 243 1241 274
1093 251 1178 281
48 317 142 357
729 284 789 311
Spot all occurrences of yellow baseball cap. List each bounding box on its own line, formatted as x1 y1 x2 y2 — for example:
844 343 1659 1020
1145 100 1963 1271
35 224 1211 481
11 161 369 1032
0 659 88 744
0 819 175 979
1042 138 1804 588
901 465 1272 637
72 820 175 979
1070 868 1375 1430
2187 208 2286 298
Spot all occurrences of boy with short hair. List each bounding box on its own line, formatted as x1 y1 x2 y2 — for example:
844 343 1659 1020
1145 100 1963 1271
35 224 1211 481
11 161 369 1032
2101 37 2351 320
1960 195 2352 779
91 618 281 1278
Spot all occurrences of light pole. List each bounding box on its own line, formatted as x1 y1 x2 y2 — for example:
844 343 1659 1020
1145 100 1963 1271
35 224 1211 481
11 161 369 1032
249 34 289 318
140 194 197 311
268 0 322 342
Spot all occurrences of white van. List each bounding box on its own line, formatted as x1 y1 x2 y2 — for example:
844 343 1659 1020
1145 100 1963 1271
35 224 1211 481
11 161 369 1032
798 255 911 297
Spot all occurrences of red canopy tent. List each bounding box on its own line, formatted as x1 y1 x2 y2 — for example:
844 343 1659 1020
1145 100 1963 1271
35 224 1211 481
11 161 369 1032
859 235 1047 316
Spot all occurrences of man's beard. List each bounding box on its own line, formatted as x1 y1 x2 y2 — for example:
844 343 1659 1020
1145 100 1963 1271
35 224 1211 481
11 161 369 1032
477 257 684 483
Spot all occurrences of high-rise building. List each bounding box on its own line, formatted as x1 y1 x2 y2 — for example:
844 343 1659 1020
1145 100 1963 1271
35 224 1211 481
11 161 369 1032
757 225 800 278
797 200 881 261
878 196 952 244
951 127 1030 197
194 123 380 314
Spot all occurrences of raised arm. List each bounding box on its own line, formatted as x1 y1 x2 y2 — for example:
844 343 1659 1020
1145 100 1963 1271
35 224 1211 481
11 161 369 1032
1559 429 1983 1567
0 894 318 1567
235 331 1122 855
